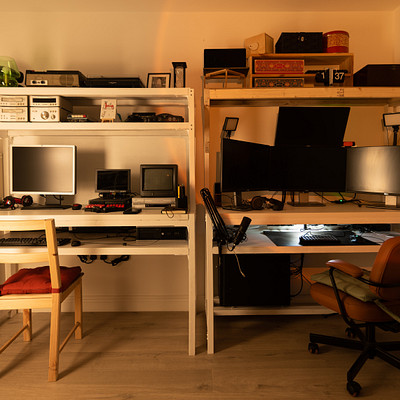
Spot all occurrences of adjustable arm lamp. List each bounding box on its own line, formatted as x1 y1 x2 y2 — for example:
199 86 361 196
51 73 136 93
383 112 400 145
221 117 239 138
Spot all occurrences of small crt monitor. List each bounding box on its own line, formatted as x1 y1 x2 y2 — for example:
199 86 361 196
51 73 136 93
95 169 131 194
11 144 76 195
140 164 178 197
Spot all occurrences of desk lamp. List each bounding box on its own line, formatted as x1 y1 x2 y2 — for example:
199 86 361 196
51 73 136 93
221 117 239 138
383 112 400 145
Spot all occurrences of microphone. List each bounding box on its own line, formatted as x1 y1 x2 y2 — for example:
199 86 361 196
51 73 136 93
232 217 252 246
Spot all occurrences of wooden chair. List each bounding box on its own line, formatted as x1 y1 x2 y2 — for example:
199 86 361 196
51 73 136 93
308 236 400 396
0 219 83 381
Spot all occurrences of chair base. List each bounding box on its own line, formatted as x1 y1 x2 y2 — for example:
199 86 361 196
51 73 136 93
309 327 400 396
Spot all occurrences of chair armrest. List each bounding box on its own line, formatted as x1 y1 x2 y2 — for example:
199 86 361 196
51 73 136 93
326 259 364 278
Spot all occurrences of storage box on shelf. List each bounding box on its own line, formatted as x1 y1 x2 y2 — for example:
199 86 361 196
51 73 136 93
247 53 354 88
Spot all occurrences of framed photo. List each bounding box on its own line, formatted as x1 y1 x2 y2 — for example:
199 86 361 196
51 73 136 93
147 73 171 88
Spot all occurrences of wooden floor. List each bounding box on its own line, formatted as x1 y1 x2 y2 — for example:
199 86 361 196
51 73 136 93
1 311 399 399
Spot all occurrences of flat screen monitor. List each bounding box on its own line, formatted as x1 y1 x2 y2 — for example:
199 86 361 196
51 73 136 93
220 138 270 194
95 169 131 194
11 145 76 196
140 164 178 197
346 146 400 195
274 106 350 147
268 146 347 193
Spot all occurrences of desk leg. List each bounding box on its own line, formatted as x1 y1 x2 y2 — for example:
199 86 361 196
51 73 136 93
205 215 215 354
188 216 196 356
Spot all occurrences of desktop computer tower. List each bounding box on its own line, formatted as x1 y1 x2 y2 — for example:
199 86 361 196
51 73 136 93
219 254 291 306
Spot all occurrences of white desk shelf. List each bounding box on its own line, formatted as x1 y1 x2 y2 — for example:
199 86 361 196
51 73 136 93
0 87 197 355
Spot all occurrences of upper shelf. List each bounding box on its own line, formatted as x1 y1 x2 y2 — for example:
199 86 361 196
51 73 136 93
203 87 400 107
0 87 193 106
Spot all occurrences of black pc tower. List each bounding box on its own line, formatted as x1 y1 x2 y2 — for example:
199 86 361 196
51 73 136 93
218 254 291 306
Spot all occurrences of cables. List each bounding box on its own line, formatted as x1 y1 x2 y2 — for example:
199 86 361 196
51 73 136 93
77 255 130 266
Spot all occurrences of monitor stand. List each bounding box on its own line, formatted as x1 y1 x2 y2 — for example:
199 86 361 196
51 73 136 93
22 196 72 210
287 192 325 207
223 191 251 211
366 195 400 210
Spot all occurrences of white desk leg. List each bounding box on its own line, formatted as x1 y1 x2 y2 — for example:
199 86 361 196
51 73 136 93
188 215 196 356
4 263 18 317
205 214 215 354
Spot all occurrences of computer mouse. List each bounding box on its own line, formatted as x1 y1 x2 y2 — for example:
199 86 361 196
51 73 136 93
71 240 81 247
72 203 82 210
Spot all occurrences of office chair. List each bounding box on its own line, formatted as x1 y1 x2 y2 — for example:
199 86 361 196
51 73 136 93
308 236 400 396
0 219 83 381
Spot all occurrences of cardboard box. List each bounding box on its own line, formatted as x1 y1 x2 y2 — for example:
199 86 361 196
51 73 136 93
244 33 274 56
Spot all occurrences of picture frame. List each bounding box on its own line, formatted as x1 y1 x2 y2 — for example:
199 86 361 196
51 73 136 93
147 73 171 88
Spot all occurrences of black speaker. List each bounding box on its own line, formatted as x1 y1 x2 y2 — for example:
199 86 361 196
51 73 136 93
219 254 291 306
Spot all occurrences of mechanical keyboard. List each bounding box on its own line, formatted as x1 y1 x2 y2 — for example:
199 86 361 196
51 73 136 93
0 237 71 247
299 231 340 245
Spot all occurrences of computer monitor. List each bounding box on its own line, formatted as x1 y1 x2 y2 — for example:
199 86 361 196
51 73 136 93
220 138 270 207
10 145 76 208
268 146 347 193
95 169 131 194
274 106 350 147
346 146 400 197
140 164 178 197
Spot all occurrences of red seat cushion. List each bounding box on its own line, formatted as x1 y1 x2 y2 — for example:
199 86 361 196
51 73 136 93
0 266 82 295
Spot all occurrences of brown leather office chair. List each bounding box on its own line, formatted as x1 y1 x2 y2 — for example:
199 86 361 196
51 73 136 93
0 219 83 381
308 236 400 396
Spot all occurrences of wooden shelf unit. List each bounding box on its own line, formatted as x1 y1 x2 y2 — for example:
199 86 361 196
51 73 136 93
0 87 197 355
203 86 400 354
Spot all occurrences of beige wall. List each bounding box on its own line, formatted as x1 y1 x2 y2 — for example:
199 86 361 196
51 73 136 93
1 6 400 311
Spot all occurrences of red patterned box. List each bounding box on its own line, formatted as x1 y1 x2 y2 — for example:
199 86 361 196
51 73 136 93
254 59 304 74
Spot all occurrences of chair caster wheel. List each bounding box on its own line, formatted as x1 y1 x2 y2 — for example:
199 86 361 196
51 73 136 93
347 381 361 397
308 342 319 354
345 327 356 339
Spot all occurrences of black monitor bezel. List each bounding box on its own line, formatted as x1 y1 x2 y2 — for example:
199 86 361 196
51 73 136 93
140 164 178 198
95 169 131 194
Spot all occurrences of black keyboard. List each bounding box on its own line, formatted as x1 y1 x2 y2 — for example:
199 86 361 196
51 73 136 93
299 232 340 245
0 237 71 247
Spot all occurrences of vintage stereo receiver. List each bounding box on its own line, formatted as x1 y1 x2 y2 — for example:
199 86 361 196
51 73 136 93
0 107 28 122
25 70 86 87
29 95 72 122
0 95 28 107
30 107 70 122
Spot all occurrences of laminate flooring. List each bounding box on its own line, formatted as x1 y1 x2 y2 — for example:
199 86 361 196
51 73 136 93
0 311 399 399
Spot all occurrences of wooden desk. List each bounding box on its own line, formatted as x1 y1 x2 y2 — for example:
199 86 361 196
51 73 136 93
204 203 400 353
0 208 196 355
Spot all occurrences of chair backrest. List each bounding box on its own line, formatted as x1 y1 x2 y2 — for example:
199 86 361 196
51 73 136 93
370 236 400 301
0 219 61 291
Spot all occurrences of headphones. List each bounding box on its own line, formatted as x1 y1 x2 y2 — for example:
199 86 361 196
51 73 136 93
250 196 284 211
3 195 33 209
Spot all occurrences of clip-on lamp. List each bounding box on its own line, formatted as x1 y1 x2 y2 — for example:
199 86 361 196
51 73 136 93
383 112 400 145
221 117 239 138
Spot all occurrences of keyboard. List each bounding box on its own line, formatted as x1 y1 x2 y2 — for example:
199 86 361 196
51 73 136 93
299 232 340 245
0 237 71 247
